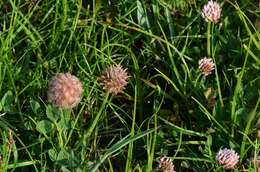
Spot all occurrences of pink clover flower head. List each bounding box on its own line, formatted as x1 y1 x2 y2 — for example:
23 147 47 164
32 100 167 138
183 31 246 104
99 65 129 95
216 148 240 169
158 156 175 172
198 57 215 76
202 0 222 23
47 73 83 108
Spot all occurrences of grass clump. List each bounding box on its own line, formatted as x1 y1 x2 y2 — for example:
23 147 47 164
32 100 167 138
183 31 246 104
0 0 259 171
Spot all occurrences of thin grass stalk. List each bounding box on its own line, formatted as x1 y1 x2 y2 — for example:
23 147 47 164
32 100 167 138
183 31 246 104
192 97 229 135
83 92 110 145
125 86 137 172
158 23 182 88
61 0 67 31
91 130 155 171
240 95 260 160
146 92 161 171
65 105 85 146
49 0 59 48
231 39 251 136
159 116 208 137
227 0 260 49
212 56 224 107
211 23 224 107
12 132 38 171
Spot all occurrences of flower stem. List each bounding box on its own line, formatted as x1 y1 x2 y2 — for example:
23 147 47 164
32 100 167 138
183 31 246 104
211 23 224 107
207 22 211 57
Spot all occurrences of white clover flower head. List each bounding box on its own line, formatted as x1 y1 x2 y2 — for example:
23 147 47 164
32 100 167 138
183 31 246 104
198 57 215 76
158 156 175 172
216 148 240 169
202 0 222 23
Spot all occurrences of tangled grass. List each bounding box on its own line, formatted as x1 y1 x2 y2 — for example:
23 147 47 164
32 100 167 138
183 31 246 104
0 0 259 171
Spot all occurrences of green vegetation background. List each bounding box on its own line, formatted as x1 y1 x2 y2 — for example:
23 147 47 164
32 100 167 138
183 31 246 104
0 0 259 171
